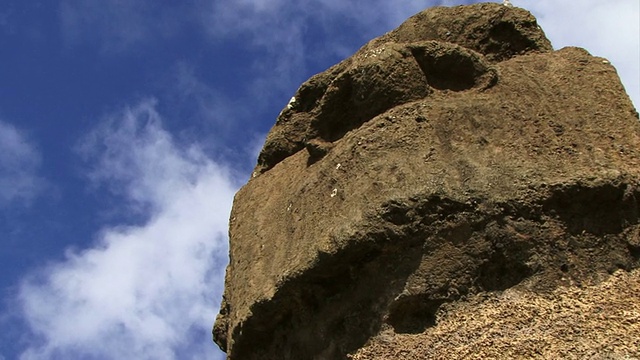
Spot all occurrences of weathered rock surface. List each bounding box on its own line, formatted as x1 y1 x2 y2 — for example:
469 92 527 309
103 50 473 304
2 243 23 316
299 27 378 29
214 3 640 359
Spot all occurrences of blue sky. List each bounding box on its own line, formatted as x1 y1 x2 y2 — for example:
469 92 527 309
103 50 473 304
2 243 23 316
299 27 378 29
0 1 638 359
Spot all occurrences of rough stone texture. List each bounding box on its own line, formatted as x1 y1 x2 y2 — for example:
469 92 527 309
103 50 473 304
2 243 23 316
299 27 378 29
350 269 640 359
214 3 640 359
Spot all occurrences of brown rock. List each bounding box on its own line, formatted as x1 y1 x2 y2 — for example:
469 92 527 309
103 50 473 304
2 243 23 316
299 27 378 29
214 3 640 359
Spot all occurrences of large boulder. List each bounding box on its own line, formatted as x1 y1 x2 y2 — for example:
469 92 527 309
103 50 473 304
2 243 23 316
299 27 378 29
214 3 640 359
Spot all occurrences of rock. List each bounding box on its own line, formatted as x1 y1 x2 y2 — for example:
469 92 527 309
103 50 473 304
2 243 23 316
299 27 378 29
305 138 334 163
214 3 640 359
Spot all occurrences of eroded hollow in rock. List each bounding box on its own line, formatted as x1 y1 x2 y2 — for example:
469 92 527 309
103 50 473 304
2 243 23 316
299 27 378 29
311 52 431 143
411 43 493 91
477 250 532 291
386 296 446 334
542 183 640 236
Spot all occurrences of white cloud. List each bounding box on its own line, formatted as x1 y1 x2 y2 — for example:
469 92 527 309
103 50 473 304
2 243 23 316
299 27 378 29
513 0 639 108
17 100 236 360
0 120 45 208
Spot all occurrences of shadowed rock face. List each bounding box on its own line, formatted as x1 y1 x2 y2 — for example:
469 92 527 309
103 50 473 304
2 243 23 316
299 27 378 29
213 3 640 359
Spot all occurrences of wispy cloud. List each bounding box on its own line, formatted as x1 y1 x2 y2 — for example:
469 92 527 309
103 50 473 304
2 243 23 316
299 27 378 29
17 100 236 360
171 63 241 138
0 120 45 208
200 0 438 96
160 63 262 173
56 0 638 108
58 0 192 52
199 0 639 110
0 10 12 34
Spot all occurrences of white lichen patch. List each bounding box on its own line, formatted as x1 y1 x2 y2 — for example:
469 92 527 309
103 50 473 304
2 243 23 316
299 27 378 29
287 96 297 110
363 46 387 59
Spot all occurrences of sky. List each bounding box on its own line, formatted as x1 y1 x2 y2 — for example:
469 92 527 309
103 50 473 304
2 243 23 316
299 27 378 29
0 1 638 359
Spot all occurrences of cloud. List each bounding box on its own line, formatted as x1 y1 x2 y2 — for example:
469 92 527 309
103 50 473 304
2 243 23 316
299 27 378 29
56 0 638 108
203 0 443 41
158 63 262 174
513 0 639 108
58 0 192 52
0 120 45 208
17 100 236 360
200 0 438 93
170 63 242 137
199 0 639 113
0 10 12 34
